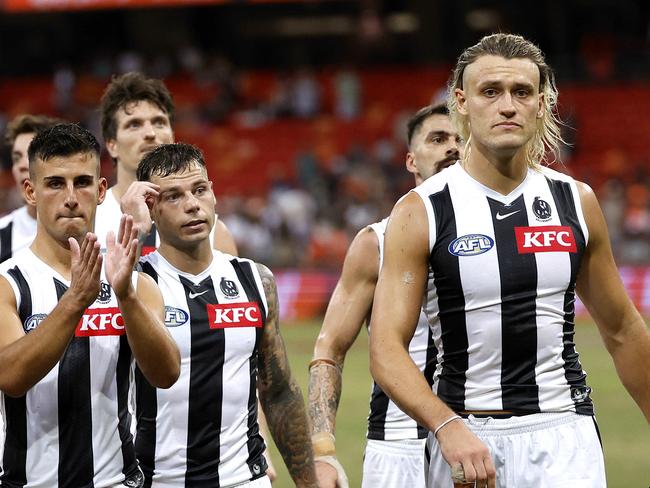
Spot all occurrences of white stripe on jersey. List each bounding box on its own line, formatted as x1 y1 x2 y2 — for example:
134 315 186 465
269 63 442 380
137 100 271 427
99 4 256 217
367 219 435 441
0 249 139 488
0 206 37 263
413 163 593 414
136 250 267 487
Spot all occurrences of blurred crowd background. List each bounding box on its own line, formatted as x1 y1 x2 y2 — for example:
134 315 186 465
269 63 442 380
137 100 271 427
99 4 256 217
1 0 648 270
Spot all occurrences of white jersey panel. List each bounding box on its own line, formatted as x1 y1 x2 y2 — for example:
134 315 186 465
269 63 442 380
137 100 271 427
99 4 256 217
0 207 37 264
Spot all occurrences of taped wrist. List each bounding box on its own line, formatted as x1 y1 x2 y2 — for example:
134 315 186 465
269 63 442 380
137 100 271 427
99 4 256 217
314 454 349 488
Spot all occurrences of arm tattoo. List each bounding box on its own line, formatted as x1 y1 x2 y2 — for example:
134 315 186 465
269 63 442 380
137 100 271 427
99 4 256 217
256 264 317 487
308 361 342 435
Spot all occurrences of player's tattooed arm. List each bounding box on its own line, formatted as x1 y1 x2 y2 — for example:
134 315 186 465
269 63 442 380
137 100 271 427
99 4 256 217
256 263 317 488
308 359 342 435
308 227 379 439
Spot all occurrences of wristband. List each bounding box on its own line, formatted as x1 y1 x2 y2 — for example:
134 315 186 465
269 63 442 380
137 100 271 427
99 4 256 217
311 432 336 457
308 357 342 373
433 415 462 438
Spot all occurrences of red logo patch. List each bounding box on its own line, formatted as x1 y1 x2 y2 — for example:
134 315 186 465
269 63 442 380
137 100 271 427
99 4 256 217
76 307 125 337
207 302 263 329
515 226 577 253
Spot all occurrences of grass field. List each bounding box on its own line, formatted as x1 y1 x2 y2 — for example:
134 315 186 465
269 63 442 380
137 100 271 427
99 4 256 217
266 319 649 488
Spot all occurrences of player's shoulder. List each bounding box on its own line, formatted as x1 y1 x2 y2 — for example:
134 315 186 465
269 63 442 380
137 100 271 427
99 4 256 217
538 164 594 198
0 207 23 228
412 162 458 200
366 217 389 240
0 248 32 274
537 164 577 183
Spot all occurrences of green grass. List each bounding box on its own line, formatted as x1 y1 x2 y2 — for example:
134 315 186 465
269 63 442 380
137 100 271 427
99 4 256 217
266 319 649 488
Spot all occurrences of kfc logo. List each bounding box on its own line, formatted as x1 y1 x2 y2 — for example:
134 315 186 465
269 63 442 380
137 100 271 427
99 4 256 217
515 226 577 253
207 302 263 329
76 307 126 337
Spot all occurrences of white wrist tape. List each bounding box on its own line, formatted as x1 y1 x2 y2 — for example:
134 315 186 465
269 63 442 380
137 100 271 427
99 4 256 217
315 455 349 488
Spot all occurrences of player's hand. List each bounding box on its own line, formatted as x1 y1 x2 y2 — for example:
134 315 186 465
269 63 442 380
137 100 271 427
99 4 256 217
315 461 338 488
68 233 102 309
105 215 139 300
120 181 159 239
436 420 496 488
314 458 348 488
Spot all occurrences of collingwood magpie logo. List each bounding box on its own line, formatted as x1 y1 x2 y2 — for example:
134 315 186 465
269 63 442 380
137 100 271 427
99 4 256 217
220 277 239 298
97 281 112 304
570 386 592 402
532 197 552 221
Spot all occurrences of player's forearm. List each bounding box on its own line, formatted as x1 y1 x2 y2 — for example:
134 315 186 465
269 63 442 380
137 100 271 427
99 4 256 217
370 336 454 432
0 295 84 396
606 317 650 422
119 293 180 388
308 358 342 435
261 378 318 487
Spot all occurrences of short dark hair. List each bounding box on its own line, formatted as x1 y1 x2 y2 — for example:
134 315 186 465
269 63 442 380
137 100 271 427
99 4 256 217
137 143 206 182
406 103 449 148
4 114 64 149
28 124 101 175
100 72 175 141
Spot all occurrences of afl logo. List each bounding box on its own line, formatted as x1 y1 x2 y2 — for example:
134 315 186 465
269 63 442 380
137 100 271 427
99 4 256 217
448 234 494 256
24 313 48 333
164 306 189 327
532 197 552 221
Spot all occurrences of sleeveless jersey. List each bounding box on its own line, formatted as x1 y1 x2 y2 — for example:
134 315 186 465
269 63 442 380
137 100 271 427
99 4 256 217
0 249 140 487
135 251 268 487
366 219 437 440
413 163 593 415
0 207 37 264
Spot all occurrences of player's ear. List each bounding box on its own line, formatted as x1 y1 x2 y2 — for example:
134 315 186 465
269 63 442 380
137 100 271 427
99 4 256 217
106 139 119 159
97 177 108 205
455 88 468 115
23 178 36 207
405 152 417 176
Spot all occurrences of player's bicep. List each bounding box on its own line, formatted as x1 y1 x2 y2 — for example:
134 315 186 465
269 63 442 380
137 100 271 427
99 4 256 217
575 183 637 336
0 276 26 349
315 229 379 360
372 193 429 346
256 264 293 393
136 272 165 322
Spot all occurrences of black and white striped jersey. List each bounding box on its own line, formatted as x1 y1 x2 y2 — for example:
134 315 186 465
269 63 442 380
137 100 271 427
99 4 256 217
0 249 140 488
413 163 593 415
0 207 37 264
366 219 437 440
135 250 268 487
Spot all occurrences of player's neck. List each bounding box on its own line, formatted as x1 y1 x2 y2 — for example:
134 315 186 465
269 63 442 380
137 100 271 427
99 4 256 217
111 164 138 202
25 204 37 220
463 143 529 196
158 240 214 276
29 228 73 280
